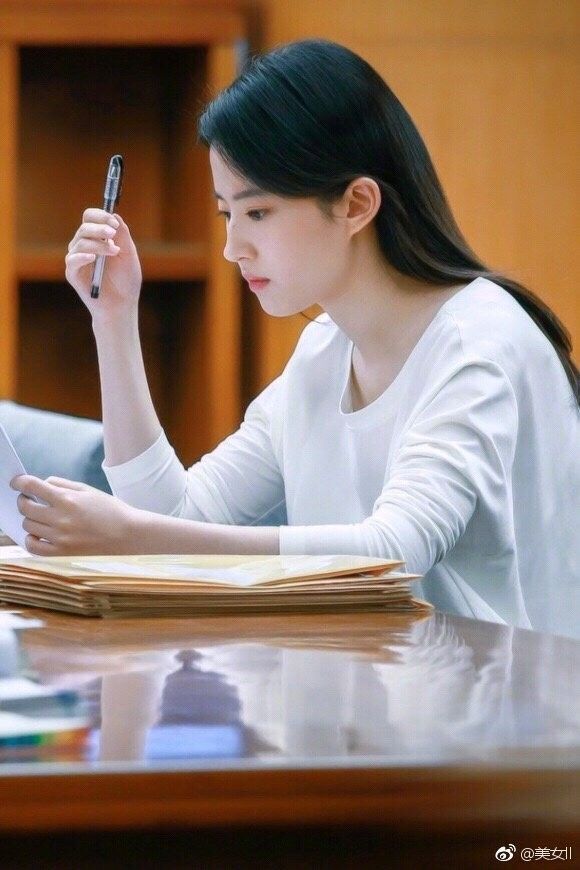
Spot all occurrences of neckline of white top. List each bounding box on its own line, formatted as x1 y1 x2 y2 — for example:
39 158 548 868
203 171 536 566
338 276 488 429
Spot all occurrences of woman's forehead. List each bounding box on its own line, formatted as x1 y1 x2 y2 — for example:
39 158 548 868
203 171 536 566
208 147 320 211
209 148 252 193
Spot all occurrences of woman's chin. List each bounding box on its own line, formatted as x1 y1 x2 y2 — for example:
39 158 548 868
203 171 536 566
258 299 306 318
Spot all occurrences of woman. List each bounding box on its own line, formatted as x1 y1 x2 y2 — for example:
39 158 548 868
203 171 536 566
13 39 579 633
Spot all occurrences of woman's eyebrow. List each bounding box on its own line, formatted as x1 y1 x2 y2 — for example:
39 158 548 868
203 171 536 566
214 187 266 202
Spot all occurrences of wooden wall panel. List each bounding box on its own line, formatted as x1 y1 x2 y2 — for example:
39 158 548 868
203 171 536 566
0 43 18 397
245 0 579 395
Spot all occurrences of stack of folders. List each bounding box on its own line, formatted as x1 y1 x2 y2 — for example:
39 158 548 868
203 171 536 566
0 553 430 619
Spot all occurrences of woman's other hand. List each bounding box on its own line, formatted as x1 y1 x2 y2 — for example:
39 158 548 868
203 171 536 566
65 210 142 321
11 474 142 556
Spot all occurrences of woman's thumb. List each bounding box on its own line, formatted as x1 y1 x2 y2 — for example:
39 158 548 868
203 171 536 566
112 213 131 243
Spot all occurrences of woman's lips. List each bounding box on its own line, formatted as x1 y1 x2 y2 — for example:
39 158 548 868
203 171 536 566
245 278 270 293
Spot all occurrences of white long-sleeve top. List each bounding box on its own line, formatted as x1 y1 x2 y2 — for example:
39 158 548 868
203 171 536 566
105 278 580 636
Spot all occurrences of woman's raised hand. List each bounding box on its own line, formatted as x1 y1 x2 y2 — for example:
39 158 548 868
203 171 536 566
65 209 142 318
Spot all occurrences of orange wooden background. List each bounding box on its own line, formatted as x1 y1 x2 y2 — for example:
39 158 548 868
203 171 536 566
0 1 578 420
243 0 579 396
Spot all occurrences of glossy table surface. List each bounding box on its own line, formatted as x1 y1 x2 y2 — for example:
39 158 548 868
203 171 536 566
1 605 579 835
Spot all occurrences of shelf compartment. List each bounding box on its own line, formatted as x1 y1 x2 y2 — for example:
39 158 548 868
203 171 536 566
18 46 210 250
17 279 218 465
17 242 208 282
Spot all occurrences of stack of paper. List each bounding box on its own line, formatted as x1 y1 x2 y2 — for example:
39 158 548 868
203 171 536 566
0 553 429 618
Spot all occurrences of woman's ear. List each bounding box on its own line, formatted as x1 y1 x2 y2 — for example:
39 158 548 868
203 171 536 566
342 177 382 237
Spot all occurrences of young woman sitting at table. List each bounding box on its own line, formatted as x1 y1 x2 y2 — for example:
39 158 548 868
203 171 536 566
12 39 579 634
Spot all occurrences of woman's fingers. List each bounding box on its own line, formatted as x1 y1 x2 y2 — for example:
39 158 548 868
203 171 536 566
13 476 88 515
11 474 67 505
64 251 96 276
65 246 119 289
65 209 141 305
67 213 133 265
82 207 120 225
68 237 120 256
16 492 52 522
44 476 88 491
21 517 55 541
108 213 134 249
68 221 119 250
24 535 60 557
14 477 95 556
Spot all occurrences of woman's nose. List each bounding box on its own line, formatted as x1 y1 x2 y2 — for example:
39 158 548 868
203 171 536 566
223 224 254 263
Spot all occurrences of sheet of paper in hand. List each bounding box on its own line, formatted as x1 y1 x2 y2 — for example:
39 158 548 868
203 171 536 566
0 423 30 549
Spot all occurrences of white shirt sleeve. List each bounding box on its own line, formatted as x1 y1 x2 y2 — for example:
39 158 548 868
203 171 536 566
104 376 286 526
279 360 519 574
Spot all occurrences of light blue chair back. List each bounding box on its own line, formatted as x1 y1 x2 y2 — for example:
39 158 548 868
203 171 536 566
0 401 110 493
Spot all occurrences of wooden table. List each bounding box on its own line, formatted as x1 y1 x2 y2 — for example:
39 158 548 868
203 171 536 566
0 607 578 868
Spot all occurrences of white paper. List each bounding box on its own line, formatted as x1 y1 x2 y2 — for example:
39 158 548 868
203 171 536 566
70 555 386 587
71 559 264 586
0 424 29 549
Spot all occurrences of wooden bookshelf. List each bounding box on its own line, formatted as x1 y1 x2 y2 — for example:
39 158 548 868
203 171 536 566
0 1 246 464
17 242 208 282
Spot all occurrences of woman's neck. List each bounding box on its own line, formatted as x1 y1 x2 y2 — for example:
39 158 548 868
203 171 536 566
324 231 465 369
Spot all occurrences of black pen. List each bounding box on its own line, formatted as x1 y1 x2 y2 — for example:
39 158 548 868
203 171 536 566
90 154 124 299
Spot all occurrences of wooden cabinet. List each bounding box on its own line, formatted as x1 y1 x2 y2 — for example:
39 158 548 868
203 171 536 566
0 1 247 463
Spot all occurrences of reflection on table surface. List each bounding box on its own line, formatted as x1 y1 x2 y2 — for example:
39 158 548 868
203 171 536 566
2 608 580 769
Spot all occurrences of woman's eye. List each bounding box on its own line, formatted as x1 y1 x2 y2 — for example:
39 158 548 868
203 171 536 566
217 209 267 221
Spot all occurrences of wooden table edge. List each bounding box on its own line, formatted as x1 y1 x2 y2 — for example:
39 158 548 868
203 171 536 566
0 764 578 834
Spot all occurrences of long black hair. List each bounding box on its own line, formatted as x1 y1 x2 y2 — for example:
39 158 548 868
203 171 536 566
199 39 579 406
